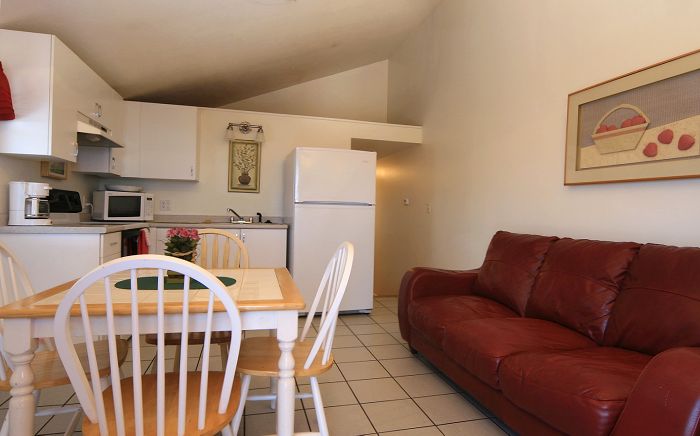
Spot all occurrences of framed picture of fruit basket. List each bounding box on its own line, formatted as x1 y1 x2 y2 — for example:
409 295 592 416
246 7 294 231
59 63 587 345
565 49 700 184
228 140 261 193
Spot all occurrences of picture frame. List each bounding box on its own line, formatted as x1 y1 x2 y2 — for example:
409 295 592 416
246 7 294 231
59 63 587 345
228 140 261 193
565 49 700 185
40 160 68 180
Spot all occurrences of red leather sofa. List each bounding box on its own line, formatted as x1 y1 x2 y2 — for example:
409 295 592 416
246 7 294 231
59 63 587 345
398 231 700 436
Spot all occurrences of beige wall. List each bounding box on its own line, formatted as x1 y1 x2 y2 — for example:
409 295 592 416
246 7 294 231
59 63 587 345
0 156 97 224
222 61 389 122
377 0 700 295
105 107 419 219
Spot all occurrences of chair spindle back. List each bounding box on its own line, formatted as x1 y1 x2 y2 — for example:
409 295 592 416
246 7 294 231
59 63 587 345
53 255 242 436
197 229 249 270
300 242 354 369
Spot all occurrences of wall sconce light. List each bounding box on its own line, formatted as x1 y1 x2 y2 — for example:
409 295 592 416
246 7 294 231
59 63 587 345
225 121 265 142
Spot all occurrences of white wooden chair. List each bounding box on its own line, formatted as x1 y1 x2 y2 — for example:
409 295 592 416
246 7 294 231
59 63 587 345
0 241 128 436
53 254 243 436
232 242 354 436
146 229 249 369
197 229 249 270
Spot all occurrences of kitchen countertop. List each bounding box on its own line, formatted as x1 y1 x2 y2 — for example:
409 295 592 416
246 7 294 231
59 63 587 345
0 221 288 234
148 222 288 229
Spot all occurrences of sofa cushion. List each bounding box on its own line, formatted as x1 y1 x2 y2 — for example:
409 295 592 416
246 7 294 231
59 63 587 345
525 238 640 343
499 347 651 436
408 295 517 346
473 231 558 315
442 318 595 390
604 244 700 354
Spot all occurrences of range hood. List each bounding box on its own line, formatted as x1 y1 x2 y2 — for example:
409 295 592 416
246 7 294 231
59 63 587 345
76 113 123 148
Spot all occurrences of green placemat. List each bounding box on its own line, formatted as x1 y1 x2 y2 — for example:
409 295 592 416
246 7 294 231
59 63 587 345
115 276 236 290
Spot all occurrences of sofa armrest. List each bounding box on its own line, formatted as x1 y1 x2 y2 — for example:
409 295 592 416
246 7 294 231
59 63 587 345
398 267 479 343
612 347 700 436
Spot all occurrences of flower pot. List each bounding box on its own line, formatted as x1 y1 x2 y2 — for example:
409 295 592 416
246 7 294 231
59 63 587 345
165 249 196 283
238 173 251 185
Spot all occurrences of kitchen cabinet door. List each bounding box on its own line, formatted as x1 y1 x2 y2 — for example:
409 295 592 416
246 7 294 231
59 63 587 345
121 101 142 177
124 102 199 180
240 228 287 268
154 227 242 255
0 31 79 161
0 30 124 162
71 51 124 145
73 145 122 176
0 232 122 292
154 226 286 268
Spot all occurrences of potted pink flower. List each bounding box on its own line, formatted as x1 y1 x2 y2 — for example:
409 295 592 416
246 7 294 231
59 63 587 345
164 227 200 262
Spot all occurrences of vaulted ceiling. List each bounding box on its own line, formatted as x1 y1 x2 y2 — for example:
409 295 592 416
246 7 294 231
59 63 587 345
0 0 440 107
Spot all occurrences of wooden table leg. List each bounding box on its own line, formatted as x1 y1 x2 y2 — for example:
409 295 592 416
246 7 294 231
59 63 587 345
276 311 298 436
4 319 36 436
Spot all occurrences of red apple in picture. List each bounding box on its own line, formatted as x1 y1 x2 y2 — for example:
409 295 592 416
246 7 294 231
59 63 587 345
607 124 617 131
595 126 606 134
632 115 646 125
621 119 633 128
643 142 658 157
678 134 695 150
658 129 674 144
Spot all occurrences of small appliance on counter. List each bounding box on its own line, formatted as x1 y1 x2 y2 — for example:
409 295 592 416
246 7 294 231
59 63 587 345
48 189 83 214
8 181 52 225
92 190 154 221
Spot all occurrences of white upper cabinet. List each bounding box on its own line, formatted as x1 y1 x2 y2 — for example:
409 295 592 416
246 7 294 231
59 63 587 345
0 30 124 162
122 101 199 180
75 65 125 146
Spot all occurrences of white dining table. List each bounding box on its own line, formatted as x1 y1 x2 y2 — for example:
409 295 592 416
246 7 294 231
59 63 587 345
0 267 305 436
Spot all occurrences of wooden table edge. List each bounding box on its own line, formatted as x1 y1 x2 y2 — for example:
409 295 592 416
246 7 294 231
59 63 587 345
0 268 305 318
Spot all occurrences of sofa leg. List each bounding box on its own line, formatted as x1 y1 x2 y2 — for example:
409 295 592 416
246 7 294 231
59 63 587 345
409 346 418 354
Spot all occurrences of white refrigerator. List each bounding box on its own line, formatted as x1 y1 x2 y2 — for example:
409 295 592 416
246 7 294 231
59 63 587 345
285 147 376 313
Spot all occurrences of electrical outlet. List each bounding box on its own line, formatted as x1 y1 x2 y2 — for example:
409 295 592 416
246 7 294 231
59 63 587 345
426 203 432 214
403 198 410 206
159 199 171 211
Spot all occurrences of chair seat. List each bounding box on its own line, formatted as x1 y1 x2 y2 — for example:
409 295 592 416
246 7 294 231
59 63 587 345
236 337 333 377
82 371 241 436
0 339 128 391
144 331 232 346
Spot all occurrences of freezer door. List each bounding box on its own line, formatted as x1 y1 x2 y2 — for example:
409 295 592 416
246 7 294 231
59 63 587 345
295 148 376 204
289 203 374 312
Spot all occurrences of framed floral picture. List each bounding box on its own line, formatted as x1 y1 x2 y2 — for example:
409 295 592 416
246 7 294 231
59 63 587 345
228 140 260 193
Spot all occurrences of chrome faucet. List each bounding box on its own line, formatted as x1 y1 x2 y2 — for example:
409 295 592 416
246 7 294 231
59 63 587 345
227 208 244 223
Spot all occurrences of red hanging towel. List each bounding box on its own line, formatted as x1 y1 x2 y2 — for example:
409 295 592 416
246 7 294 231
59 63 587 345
0 62 16 121
137 228 150 254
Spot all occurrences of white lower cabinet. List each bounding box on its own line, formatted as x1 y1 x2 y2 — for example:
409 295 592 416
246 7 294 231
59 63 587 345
0 232 122 292
153 227 287 268
239 228 287 268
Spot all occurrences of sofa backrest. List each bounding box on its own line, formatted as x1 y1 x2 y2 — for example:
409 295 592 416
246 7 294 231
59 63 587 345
604 244 700 354
525 238 640 343
473 231 558 315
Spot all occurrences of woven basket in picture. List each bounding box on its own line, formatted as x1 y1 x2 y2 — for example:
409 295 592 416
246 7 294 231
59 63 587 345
591 104 649 154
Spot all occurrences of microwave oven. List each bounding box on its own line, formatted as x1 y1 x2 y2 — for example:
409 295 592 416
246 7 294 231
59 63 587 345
92 191 154 221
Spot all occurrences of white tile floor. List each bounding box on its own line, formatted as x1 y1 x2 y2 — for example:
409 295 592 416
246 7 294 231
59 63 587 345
2 296 514 435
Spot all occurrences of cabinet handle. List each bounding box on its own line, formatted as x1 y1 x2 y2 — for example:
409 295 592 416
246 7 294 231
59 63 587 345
109 242 118 247
73 141 79 157
190 166 194 176
241 232 246 242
